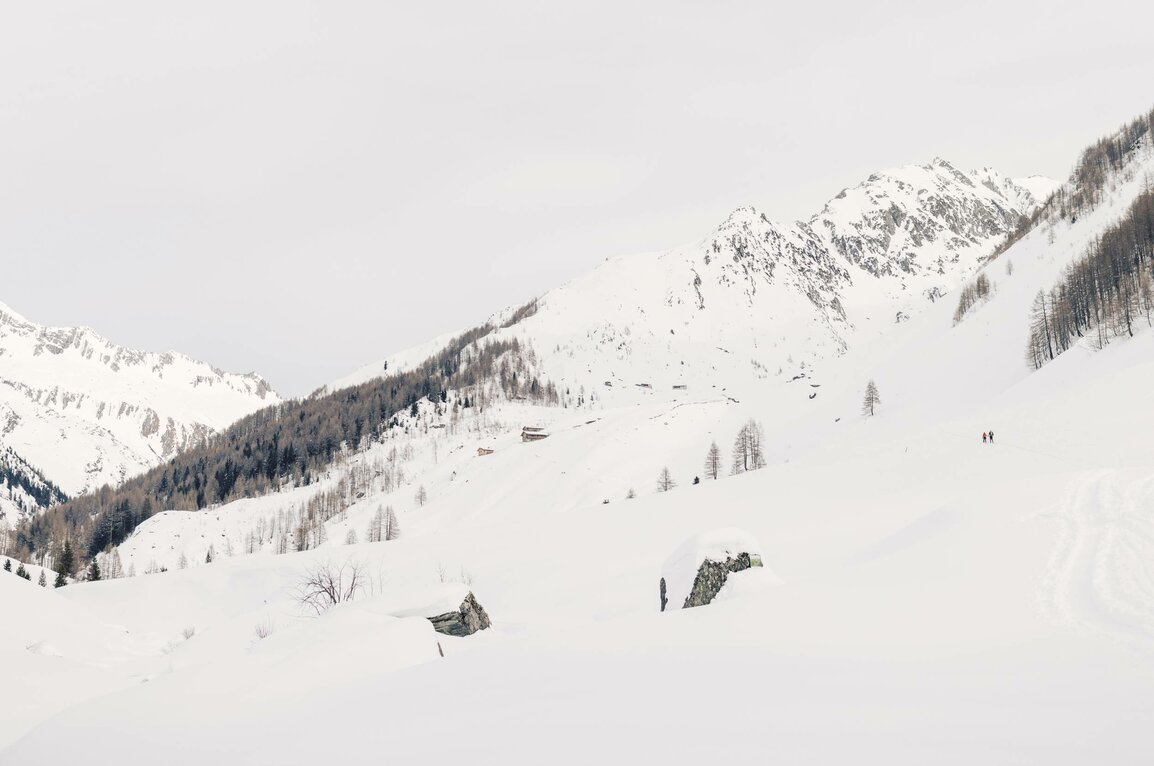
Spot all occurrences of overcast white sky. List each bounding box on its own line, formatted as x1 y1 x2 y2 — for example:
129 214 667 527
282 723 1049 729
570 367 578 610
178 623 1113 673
2 1 1153 396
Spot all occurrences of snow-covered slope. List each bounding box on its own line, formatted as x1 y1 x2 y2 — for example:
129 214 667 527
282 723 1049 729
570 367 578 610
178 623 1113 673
332 159 1050 394
8 340 1154 763
102 156 1063 573
0 445 65 521
0 302 278 500
9 127 1154 764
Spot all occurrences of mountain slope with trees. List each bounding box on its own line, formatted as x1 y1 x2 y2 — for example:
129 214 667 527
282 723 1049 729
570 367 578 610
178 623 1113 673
10 320 554 566
0 302 279 506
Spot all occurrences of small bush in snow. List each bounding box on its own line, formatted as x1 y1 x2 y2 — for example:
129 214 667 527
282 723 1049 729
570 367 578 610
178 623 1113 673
254 618 274 639
182 626 196 640
294 560 366 615
435 562 473 586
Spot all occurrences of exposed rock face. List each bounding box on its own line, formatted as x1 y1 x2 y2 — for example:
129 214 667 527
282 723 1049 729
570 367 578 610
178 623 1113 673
678 552 762 610
426 592 491 636
660 529 766 611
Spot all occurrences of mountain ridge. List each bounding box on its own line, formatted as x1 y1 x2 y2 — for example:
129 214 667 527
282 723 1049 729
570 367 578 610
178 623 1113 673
332 158 1055 394
0 301 280 502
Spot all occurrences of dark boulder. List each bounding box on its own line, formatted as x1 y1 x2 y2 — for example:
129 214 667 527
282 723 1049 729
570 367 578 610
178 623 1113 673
427 592 492 636
660 529 765 611
678 551 761 609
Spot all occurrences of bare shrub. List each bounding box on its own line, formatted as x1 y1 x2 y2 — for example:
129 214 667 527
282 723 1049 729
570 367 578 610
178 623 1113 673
254 618 275 639
182 626 196 640
436 562 474 586
293 560 366 615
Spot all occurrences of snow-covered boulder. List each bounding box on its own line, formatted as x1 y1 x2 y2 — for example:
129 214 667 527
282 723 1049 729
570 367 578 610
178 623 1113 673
660 528 764 611
391 584 492 637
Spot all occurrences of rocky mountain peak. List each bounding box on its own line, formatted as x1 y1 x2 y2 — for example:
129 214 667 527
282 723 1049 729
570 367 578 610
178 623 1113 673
0 302 280 505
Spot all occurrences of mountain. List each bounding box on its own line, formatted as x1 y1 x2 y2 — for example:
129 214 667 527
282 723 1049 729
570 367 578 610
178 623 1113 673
333 158 1054 394
10 155 1050 564
0 301 279 504
6 113 1154 765
0 446 65 522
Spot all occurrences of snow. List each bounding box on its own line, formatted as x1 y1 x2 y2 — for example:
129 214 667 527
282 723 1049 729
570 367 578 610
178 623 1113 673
8 147 1154 763
331 159 1050 397
386 582 475 618
0 303 279 497
660 527 765 610
1013 174 1063 201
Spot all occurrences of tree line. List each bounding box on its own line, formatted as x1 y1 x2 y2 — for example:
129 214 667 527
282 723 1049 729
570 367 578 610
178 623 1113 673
1027 185 1154 368
1062 106 1154 215
953 273 993 324
988 104 1154 264
9 318 557 569
0 448 67 516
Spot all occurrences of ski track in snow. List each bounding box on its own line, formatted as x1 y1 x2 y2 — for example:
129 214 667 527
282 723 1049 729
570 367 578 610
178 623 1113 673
1040 470 1154 651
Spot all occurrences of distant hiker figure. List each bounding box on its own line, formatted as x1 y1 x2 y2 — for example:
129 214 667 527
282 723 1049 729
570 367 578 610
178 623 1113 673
988 430 994 444
982 432 987 444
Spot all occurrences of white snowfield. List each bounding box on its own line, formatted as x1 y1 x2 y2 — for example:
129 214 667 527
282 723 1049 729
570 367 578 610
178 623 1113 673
5 148 1154 763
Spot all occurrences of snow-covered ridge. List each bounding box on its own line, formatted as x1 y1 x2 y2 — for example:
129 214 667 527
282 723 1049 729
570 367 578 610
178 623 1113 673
336 159 1051 395
0 301 279 500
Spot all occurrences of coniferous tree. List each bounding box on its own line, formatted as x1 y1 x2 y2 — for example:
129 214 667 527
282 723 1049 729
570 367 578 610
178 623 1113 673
105 549 124 579
704 441 722 480
1026 291 1055 368
731 419 767 474
657 466 676 493
58 539 75 580
38 570 46 587
1025 185 1154 369
385 506 400 541
953 273 993 324
367 506 384 543
862 380 881 417
87 558 101 582
11 322 559 569
16 562 30 580
2 558 10 572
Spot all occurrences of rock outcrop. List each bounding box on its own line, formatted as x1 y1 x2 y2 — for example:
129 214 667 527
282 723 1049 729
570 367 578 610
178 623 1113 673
426 592 491 637
660 528 766 611
677 551 762 610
